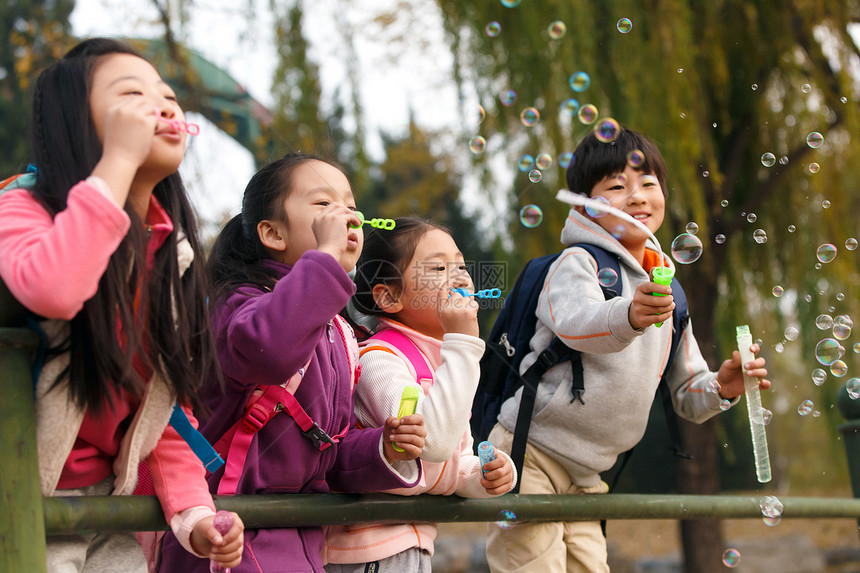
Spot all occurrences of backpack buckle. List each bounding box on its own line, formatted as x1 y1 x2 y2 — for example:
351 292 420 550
303 423 336 451
499 333 515 357
242 403 271 433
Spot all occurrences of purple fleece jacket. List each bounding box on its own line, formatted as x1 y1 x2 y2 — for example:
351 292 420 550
159 250 421 573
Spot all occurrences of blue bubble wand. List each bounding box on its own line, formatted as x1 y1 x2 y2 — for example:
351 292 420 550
450 287 502 299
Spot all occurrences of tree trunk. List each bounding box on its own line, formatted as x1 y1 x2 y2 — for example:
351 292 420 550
676 260 725 573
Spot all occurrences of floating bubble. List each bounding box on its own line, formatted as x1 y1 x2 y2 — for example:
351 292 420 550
721 199 728 207
597 267 618 288
804 294 812 302
719 399 732 411
774 341 785 354
784 326 799 341
788 224 796 233
812 368 827 386
578 104 598 125
558 152 574 168
569 71 591 92
747 213 757 223
469 136 486 154
548 20 567 39
833 324 852 341
760 495 784 518
751 83 759 91
678 68 684 74
816 244 837 263
835 315 854 328
520 107 540 127
500 0 521 7
779 155 789 165
722 549 741 568
808 162 820 174
485 21 501 37
706 379 721 394
560 98 580 116
528 169 542 183
477 105 486 124
519 204 543 228
772 285 784 297
753 229 767 244
798 400 814 415
611 224 626 239
496 509 517 529
536 153 553 170
806 131 824 148
801 83 811 94
715 234 726 244
822 199 831 209
671 233 703 264
847 378 860 400
837 293 845 302
594 118 620 143
751 407 767 424
831 360 848 377
517 154 535 172
846 238 858 251
500 89 517 106
686 222 699 235
627 149 645 168
855 343 860 354
815 338 843 365
816 315 833 330
763 515 782 527
585 195 611 218
703 171 710 178
616 18 633 33
758 408 773 425
761 153 776 167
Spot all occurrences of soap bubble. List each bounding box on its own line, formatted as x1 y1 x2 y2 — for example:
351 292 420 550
847 378 860 400
833 324 852 341
822 199 831 209
520 107 540 127
569 71 591 92
702 171 710 178
806 132 824 148
719 399 732 411
761 153 776 167
788 224 796 233
798 400 814 415
747 213 757 223
855 343 860 354
585 195 611 218
801 83 812 93
816 244 837 263
761 408 773 425
560 98 580 116
500 89 517 106
519 205 543 228
721 199 729 207
812 369 827 386
536 153 553 170
518 155 535 172
715 234 726 244
751 83 759 91
686 222 699 235
496 509 518 529
548 21 567 39
500 0 521 7
722 548 741 568
706 379 721 394
831 360 848 377
578 104 598 124
816 315 833 330
763 515 782 527
779 155 789 165
477 105 486 124
784 326 799 341
671 233 703 264
842 96 849 103
597 267 618 288
627 149 645 167
760 495 784 518
616 18 633 33
835 315 854 328
611 224 626 239
753 229 767 244
528 169 542 183
815 338 843 365
808 162 820 174
558 152 574 168
485 21 501 37
469 136 486 154
594 118 620 143
846 238 858 251
771 285 784 297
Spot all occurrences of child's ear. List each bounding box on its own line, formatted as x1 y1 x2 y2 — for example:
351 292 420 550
372 284 403 313
257 219 287 253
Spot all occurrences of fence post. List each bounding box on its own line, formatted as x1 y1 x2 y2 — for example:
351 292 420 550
0 280 46 572
836 382 860 539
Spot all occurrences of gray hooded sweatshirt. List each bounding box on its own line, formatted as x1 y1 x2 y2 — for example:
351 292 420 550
497 207 730 487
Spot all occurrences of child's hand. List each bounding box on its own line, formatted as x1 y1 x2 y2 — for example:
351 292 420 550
480 451 514 495
382 414 426 461
629 281 675 330
714 343 771 399
313 203 362 261
189 511 244 569
438 288 480 337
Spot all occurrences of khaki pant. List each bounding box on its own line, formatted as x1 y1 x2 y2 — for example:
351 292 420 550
485 425 610 573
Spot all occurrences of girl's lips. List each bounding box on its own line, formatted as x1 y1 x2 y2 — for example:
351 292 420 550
347 232 359 249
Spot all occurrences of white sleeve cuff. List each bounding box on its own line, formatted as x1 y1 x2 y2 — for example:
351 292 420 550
169 506 216 558
378 435 420 484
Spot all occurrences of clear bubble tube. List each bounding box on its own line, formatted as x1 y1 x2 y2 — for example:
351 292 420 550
737 325 772 483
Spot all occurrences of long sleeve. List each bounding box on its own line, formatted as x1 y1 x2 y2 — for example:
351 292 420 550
0 182 129 319
665 320 731 423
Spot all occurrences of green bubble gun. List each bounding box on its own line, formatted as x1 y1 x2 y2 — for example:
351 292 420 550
737 325 772 483
393 386 420 453
651 266 674 327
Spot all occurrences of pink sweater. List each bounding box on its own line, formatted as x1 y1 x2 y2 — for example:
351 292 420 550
0 180 214 541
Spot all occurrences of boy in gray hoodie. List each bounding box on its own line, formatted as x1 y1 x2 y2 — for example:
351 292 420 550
485 127 771 573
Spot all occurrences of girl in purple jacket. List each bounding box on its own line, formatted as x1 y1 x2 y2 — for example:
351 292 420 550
159 153 426 573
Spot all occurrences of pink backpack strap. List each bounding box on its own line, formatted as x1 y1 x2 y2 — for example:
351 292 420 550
333 315 360 390
368 329 434 392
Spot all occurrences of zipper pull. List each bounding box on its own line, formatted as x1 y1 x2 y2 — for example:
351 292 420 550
327 321 334 343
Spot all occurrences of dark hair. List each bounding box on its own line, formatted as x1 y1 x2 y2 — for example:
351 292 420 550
353 217 448 316
565 127 668 197
29 38 217 413
208 152 340 301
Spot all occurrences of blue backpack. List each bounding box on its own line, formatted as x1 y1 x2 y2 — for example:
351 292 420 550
471 243 691 493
